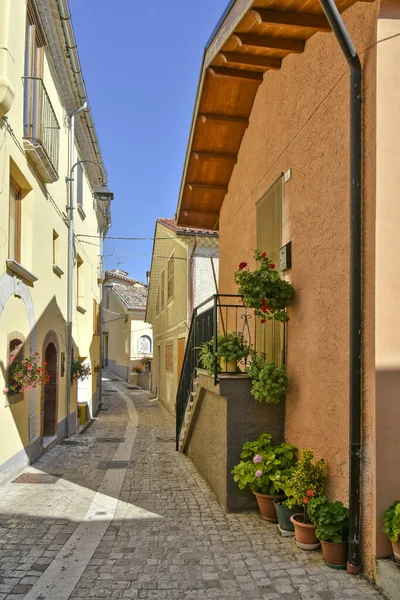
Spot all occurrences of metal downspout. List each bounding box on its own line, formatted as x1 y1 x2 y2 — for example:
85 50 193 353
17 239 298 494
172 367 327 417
318 0 362 574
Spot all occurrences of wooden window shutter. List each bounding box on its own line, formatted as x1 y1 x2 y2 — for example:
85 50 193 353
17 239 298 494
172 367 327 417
161 269 165 310
255 177 283 363
165 343 173 372
167 255 174 302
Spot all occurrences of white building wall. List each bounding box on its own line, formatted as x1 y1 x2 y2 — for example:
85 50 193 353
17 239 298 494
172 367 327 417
193 256 219 309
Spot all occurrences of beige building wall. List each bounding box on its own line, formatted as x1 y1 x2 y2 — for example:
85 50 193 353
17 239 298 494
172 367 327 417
217 0 379 575
374 0 400 560
0 0 104 481
103 292 130 381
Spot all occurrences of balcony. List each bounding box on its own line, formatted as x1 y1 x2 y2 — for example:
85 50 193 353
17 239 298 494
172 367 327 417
22 77 60 183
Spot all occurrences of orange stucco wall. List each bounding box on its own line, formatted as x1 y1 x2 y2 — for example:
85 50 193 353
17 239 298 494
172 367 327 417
218 1 378 575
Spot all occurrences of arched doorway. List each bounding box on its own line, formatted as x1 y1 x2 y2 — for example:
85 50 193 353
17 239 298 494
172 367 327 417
43 343 57 437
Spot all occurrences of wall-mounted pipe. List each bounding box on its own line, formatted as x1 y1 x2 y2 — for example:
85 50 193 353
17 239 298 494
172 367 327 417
318 0 362 575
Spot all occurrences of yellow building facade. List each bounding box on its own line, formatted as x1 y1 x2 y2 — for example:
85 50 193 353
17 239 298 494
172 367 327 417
0 0 110 481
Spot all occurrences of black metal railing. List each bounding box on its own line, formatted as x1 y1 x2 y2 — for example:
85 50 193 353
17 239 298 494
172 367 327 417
23 77 60 174
176 294 286 448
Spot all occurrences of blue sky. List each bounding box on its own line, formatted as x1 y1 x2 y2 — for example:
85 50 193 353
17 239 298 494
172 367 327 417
69 0 228 283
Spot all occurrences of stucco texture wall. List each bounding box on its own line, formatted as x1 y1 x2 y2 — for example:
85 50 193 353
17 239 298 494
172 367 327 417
218 1 378 573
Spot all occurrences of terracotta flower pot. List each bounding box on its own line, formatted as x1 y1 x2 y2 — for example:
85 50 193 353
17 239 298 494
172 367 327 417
320 540 348 568
253 492 285 522
392 539 400 565
290 514 320 550
220 357 237 373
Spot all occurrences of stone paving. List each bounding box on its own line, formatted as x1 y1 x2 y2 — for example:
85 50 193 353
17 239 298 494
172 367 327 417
0 372 386 600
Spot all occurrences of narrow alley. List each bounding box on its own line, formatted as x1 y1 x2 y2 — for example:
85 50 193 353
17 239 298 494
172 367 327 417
0 373 384 600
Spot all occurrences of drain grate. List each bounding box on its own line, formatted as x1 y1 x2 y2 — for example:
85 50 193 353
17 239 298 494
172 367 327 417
97 437 126 443
12 473 63 484
61 440 88 446
156 434 175 442
98 461 135 470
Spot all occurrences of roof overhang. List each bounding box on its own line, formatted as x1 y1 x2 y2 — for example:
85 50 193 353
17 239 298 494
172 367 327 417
175 0 375 231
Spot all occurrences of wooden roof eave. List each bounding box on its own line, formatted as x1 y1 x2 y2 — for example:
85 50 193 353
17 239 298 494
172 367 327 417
175 0 376 231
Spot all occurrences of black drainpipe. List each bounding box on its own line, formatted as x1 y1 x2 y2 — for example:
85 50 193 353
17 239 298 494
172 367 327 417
318 0 362 574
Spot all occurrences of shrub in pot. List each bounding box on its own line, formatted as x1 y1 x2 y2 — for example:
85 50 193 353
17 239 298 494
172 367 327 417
232 433 297 522
284 448 326 549
234 250 295 323
308 497 349 567
382 500 400 564
247 356 288 404
197 333 250 375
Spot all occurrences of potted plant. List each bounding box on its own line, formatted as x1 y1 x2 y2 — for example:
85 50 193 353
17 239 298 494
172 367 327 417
71 359 91 382
382 500 400 564
308 497 349 567
247 356 288 404
197 333 250 375
234 250 295 323
3 346 49 395
285 448 326 549
232 433 297 522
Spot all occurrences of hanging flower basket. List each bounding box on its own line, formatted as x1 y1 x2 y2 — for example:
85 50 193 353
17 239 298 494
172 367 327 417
234 250 295 323
71 359 91 382
4 346 49 394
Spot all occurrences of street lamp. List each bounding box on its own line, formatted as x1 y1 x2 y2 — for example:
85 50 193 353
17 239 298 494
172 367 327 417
65 148 114 437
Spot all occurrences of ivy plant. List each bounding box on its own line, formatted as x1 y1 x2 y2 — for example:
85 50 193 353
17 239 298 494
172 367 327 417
247 356 288 404
382 500 400 542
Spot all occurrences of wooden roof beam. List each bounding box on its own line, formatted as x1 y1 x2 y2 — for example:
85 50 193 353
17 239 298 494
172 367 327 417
233 33 305 54
192 151 238 164
198 113 249 127
181 209 220 219
187 183 228 193
251 8 331 32
207 66 264 82
219 51 282 70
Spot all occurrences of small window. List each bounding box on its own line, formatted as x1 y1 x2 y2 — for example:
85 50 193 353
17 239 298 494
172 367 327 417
156 287 160 315
165 343 173 372
77 255 84 306
77 164 83 208
161 269 165 310
52 230 59 265
9 180 22 263
167 255 174 302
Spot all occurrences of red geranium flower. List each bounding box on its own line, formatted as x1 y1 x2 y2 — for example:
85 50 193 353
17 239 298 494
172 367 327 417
261 305 267 313
261 319 266 324
303 497 309 504
306 489 315 498
260 298 266 304
269 263 275 269
261 252 267 258
238 262 247 270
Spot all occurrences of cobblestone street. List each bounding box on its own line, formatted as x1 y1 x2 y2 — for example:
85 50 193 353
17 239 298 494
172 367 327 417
0 373 385 600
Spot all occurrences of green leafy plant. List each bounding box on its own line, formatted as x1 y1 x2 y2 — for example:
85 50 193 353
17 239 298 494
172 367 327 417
382 501 400 542
247 356 288 404
232 433 297 496
197 333 251 375
71 359 91 382
234 250 295 323
283 449 326 521
307 497 349 543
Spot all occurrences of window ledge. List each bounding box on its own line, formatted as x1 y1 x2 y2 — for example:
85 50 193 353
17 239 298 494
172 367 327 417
77 304 87 314
52 264 64 278
77 205 86 220
6 260 38 284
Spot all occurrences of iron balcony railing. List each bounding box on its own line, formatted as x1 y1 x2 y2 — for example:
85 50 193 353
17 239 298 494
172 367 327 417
22 77 60 175
175 294 286 447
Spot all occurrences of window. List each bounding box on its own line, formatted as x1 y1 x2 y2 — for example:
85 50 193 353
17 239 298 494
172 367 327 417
165 343 173 372
24 1 44 140
9 180 22 263
161 269 165 310
77 255 84 307
52 230 59 265
156 287 160 315
93 300 100 335
77 164 84 209
255 178 283 363
167 255 174 302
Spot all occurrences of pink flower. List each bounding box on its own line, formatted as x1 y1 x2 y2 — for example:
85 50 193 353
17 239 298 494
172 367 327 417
253 454 262 464
255 470 263 478
3 387 9 394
